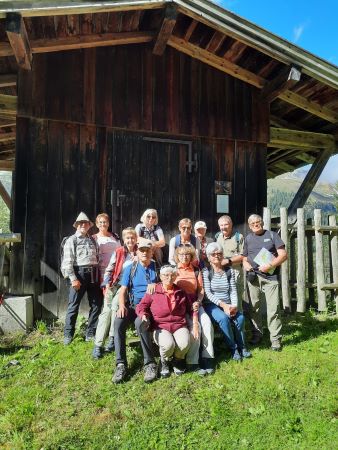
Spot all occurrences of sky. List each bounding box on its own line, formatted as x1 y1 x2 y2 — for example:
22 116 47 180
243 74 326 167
214 0 338 183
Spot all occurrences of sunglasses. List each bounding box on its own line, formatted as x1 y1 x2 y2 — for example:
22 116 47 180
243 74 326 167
147 215 156 218
178 243 192 247
210 252 222 257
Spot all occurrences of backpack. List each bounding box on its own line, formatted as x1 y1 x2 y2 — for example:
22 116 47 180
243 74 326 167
174 234 197 249
215 231 241 253
60 234 98 278
139 225 159 241
208 266 232 284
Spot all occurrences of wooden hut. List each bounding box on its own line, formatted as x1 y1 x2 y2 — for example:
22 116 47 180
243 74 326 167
0 0 337 319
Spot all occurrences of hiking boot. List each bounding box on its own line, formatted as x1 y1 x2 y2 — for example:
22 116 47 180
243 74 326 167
144 363 157 383
173 359 186 376
112 363 126 384
201 357 215 375
85 334 95 343
186 364 207 376
105 337 115 353
271 340 282 351
63 335 73 345
92 345 103 360
231 349 242 362
240 348 252 358
160 359 170 378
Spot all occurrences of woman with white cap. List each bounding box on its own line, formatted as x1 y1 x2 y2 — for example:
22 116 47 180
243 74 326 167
194 220 212 269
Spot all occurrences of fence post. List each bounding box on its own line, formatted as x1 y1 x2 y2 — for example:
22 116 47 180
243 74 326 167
296 208 306 312
306 218 315 307
314 209 326 311
263 207 271 230
280 207 291 311
329 215 338 314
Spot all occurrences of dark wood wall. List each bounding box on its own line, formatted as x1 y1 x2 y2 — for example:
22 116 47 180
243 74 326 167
12 44 268 319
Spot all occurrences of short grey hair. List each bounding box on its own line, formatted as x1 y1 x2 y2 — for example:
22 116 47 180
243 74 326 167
160 265 178 275
206 242 223 258
248 214 262 225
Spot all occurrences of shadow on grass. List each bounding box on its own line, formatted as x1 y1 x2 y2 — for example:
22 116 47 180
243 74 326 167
282 313 338 346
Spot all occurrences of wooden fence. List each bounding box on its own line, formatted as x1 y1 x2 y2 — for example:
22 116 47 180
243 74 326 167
0 233 21 293
263 207 338 313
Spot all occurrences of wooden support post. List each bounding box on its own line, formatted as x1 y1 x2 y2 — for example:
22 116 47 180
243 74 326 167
153 4 177 56
306 218 315 307
260 65 301 103
296 208 306 312
314 209 327 311
280 207 291 311
289 233 297 304
328 215 338 314
288 148 334 222
6 12 32 70
0 179 11 209
263 207 271 230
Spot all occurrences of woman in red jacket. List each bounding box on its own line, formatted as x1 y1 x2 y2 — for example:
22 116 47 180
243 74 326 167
136 265 198 378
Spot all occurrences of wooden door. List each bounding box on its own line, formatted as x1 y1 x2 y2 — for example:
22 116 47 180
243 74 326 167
109 131 200 238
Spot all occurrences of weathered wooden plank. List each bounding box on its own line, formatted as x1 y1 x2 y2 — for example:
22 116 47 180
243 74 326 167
153 4 177 56
260 65 301 103
184 19 198 41
205 30 225 53
0 179 11 209
280 207 291 310
0 74 17 87
314 209 327 311
279 90 338 123
270 127 335 150
0 160 14 171
83 48 96 124
0 132 16 143
306 218 315 307
168 35 265 88
263 207 271 230
328 215 338 314
296 208 306 312
6 12 32 70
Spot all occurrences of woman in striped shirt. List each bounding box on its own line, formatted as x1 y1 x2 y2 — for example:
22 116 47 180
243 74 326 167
202 242 251 361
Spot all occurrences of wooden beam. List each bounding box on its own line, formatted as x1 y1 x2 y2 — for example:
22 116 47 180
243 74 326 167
0 94 17 115
153 4 177 56
270 114 304 131
0 31 155 56
6 12 32 70
184 19 198 41
287 147 334 221
0 74 16 88
0 160 14 171
269 127 335 150
0 179 11 209
261 65 301 103
279 90 338 123
275 161 295 172
0 132 16 143
294 153 315 164
0 121 16 129
168 35 265 88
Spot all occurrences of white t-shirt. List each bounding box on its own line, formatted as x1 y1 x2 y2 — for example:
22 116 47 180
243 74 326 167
95 234 121 277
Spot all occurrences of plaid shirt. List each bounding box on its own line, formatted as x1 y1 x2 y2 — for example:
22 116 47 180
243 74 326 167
61 232 98 282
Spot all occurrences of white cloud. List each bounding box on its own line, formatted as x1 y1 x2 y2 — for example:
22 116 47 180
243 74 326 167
293 24 305 43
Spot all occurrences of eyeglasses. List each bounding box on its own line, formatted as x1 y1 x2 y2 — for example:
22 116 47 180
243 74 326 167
249 221 262 226
210 252 222 257
147 215 156 218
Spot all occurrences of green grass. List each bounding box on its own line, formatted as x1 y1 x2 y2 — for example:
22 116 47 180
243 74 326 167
0 314 337 450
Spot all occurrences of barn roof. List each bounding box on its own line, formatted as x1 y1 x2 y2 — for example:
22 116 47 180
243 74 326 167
0 0 337 177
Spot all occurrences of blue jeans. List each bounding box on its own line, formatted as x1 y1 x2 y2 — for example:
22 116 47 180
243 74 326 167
204 303 246 352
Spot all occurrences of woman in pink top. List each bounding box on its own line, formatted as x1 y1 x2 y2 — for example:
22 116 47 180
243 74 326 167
93 213 121 282
174 245 215 374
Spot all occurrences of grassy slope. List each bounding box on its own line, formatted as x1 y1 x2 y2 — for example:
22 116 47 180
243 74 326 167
0 314 337 450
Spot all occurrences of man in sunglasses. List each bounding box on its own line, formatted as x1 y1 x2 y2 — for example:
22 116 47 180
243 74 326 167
112 238 158 384
168 218 200 265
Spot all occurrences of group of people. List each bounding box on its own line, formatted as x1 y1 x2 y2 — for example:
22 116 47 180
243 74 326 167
61 209 287 383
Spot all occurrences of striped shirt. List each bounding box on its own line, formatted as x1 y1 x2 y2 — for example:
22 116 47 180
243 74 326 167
202 267 238 307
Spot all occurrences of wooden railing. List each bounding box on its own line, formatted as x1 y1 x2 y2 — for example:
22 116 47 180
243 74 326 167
263 207 338 313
